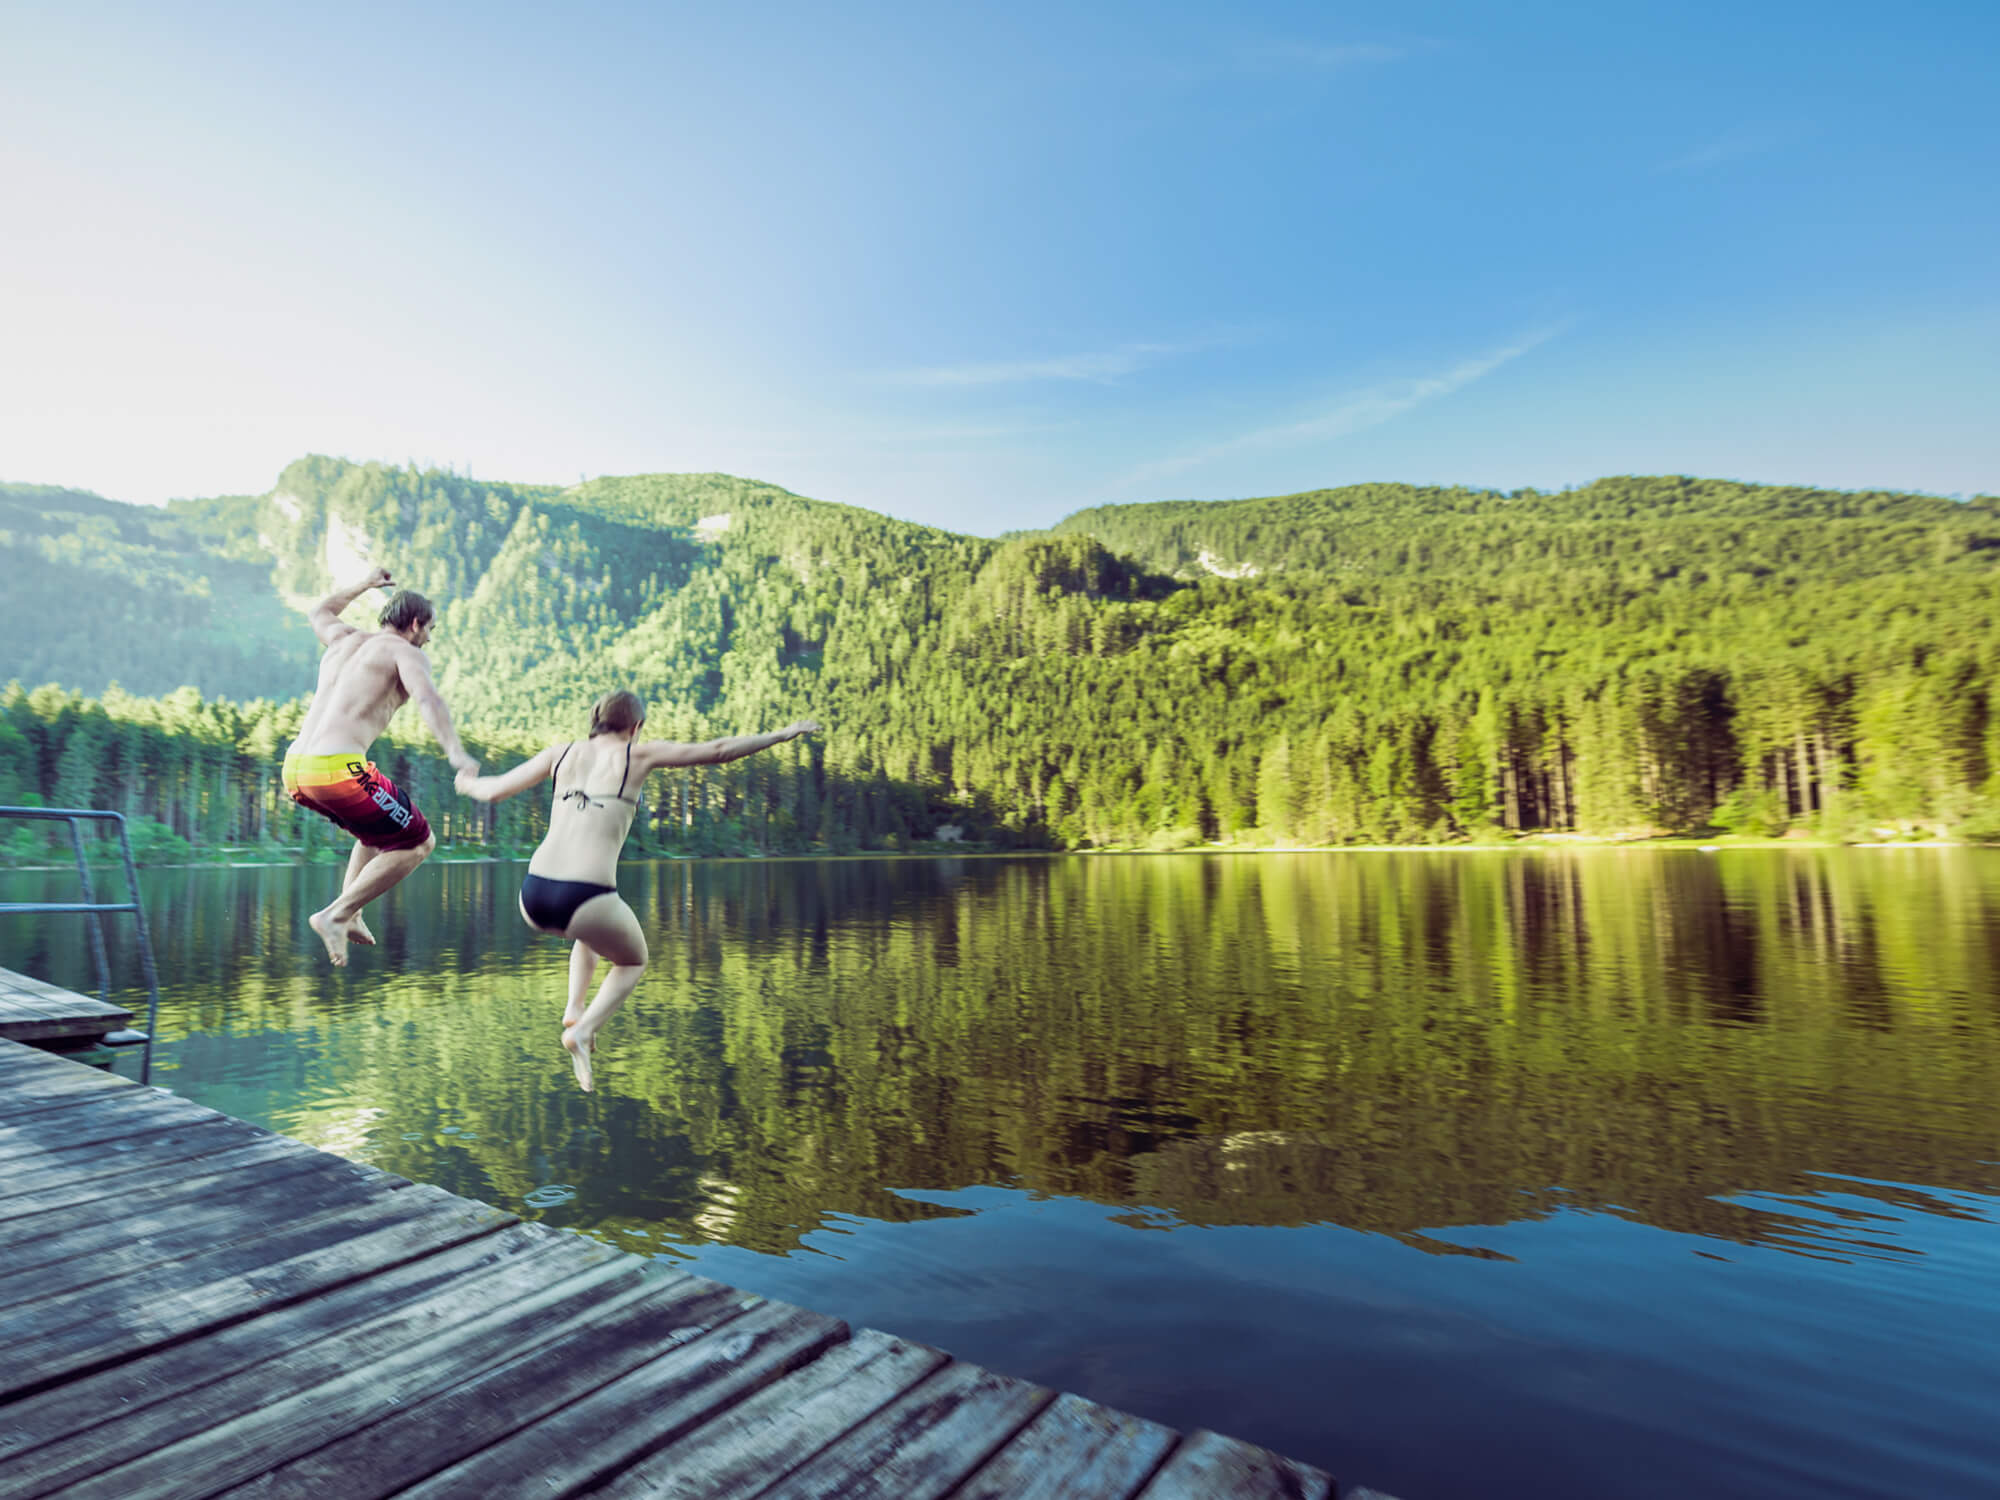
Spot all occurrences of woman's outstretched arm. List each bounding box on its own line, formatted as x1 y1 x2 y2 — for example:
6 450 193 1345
455 743 562 803
637 720 820 772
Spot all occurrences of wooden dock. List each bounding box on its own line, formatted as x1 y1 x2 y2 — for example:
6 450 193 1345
0 966 134 1047
0 1035 1381 1499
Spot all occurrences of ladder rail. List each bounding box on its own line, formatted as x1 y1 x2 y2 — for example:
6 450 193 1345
0 805 165 1083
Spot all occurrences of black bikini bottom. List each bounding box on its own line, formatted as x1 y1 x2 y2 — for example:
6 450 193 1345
519 873 616 933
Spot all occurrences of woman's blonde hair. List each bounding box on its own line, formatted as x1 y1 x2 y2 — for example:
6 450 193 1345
589 690 645 736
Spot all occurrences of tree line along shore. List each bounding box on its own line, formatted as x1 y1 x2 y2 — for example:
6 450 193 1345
3 460 1998 864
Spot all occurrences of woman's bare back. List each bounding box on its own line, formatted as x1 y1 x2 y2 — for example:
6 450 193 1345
527 736 643 884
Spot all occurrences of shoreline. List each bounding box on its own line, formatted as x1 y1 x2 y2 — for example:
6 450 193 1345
1 837 1988 876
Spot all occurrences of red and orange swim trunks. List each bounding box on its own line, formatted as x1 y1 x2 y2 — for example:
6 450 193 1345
282 754 431 850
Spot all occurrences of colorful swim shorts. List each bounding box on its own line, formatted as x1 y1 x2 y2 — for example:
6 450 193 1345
282 754 431 851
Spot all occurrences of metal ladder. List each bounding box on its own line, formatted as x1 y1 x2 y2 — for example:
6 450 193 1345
0 806 164 1083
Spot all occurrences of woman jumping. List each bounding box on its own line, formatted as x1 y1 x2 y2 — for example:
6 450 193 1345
455 691 820 1091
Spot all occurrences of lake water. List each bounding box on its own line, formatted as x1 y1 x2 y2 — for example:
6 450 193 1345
4 849 1998 1500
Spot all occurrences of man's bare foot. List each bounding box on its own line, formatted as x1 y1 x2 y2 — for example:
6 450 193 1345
308 910 350 967
347 915 377 946
562 1025 596 1092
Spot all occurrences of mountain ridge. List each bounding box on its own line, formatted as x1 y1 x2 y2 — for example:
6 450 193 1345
6 455 1997 851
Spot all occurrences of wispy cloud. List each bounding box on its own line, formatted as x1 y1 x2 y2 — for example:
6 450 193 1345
1659 125 1804 173
889 338 1218 389
1115 325 1568 491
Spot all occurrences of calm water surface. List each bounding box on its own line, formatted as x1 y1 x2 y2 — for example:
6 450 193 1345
5 849 1999 1500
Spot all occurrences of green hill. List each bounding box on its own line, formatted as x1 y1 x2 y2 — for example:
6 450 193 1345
4 458 1998 857
0 481 316 700
1051 476 2000 590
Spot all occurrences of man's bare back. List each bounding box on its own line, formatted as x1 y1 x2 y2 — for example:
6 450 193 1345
291 630 420 756
282 566 476 967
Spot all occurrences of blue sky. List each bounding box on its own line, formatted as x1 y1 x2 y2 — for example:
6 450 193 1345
2 0 1994 533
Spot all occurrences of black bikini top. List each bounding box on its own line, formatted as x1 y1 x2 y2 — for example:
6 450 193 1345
551 740 640 812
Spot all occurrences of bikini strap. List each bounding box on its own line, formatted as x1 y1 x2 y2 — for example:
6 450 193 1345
551 741 573 791
616 740 633 802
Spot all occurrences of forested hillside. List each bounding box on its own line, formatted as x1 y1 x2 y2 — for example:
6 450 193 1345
0 481 316 699
4 458 1998 861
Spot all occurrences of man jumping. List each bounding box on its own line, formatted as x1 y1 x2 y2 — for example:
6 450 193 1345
282 565 477 966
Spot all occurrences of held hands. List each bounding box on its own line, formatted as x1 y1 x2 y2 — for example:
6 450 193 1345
782 720 823 741
454 767 482 798
360 564 395 591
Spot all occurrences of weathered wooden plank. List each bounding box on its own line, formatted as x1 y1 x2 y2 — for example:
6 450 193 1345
0 1039 121 1074
0 1049 107 1077
1136 1429 1335 1500
754 1358 1055 1500
0 1062 141 1114
4 1181 461 1351
586 1327 950 1499
0 1012 65 1037
0 1117 280 1202
0 1045 134 1079
0 1226 571 1469
35 1249 646 1500
953 1391 1180 1500
0 1230 599 1496
0 984 128 1016
0 968 90 999
0 1041 61 1074
0 1087 221 1157
0 1072 135 1112
0 1081 140 1126
0 1143 381 1251
0 1021 126 1044
0 1080 137 1128
217 1273 767 1500
0 980 63 1002
0 1032 108 1062
0 1189 513 1401
0 1134 321 1222
401 1299 849 1500
0 973 121 1012
4 991 127 1016
0 1033 1372 1500
0 1037 59 1067
0 1154 396 1305
0 991 62 1021
0 1027 61 1048
0 1120 274 1199
0 1006 55 1027
0 1082 186 1131
0 1083 205 1132
0 988 133 1041
0 1140 397 1253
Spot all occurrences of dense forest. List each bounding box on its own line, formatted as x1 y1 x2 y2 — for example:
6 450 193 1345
3 456 1998 862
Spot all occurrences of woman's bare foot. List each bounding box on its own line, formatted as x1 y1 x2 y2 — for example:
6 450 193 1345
347 915 378 946
308 909 350 967
562 1025 596 1092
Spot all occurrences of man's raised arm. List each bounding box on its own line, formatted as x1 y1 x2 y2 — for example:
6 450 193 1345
395 648 479 775
308 565 394 647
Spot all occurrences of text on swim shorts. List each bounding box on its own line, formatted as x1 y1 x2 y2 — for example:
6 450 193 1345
370 786 413 828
